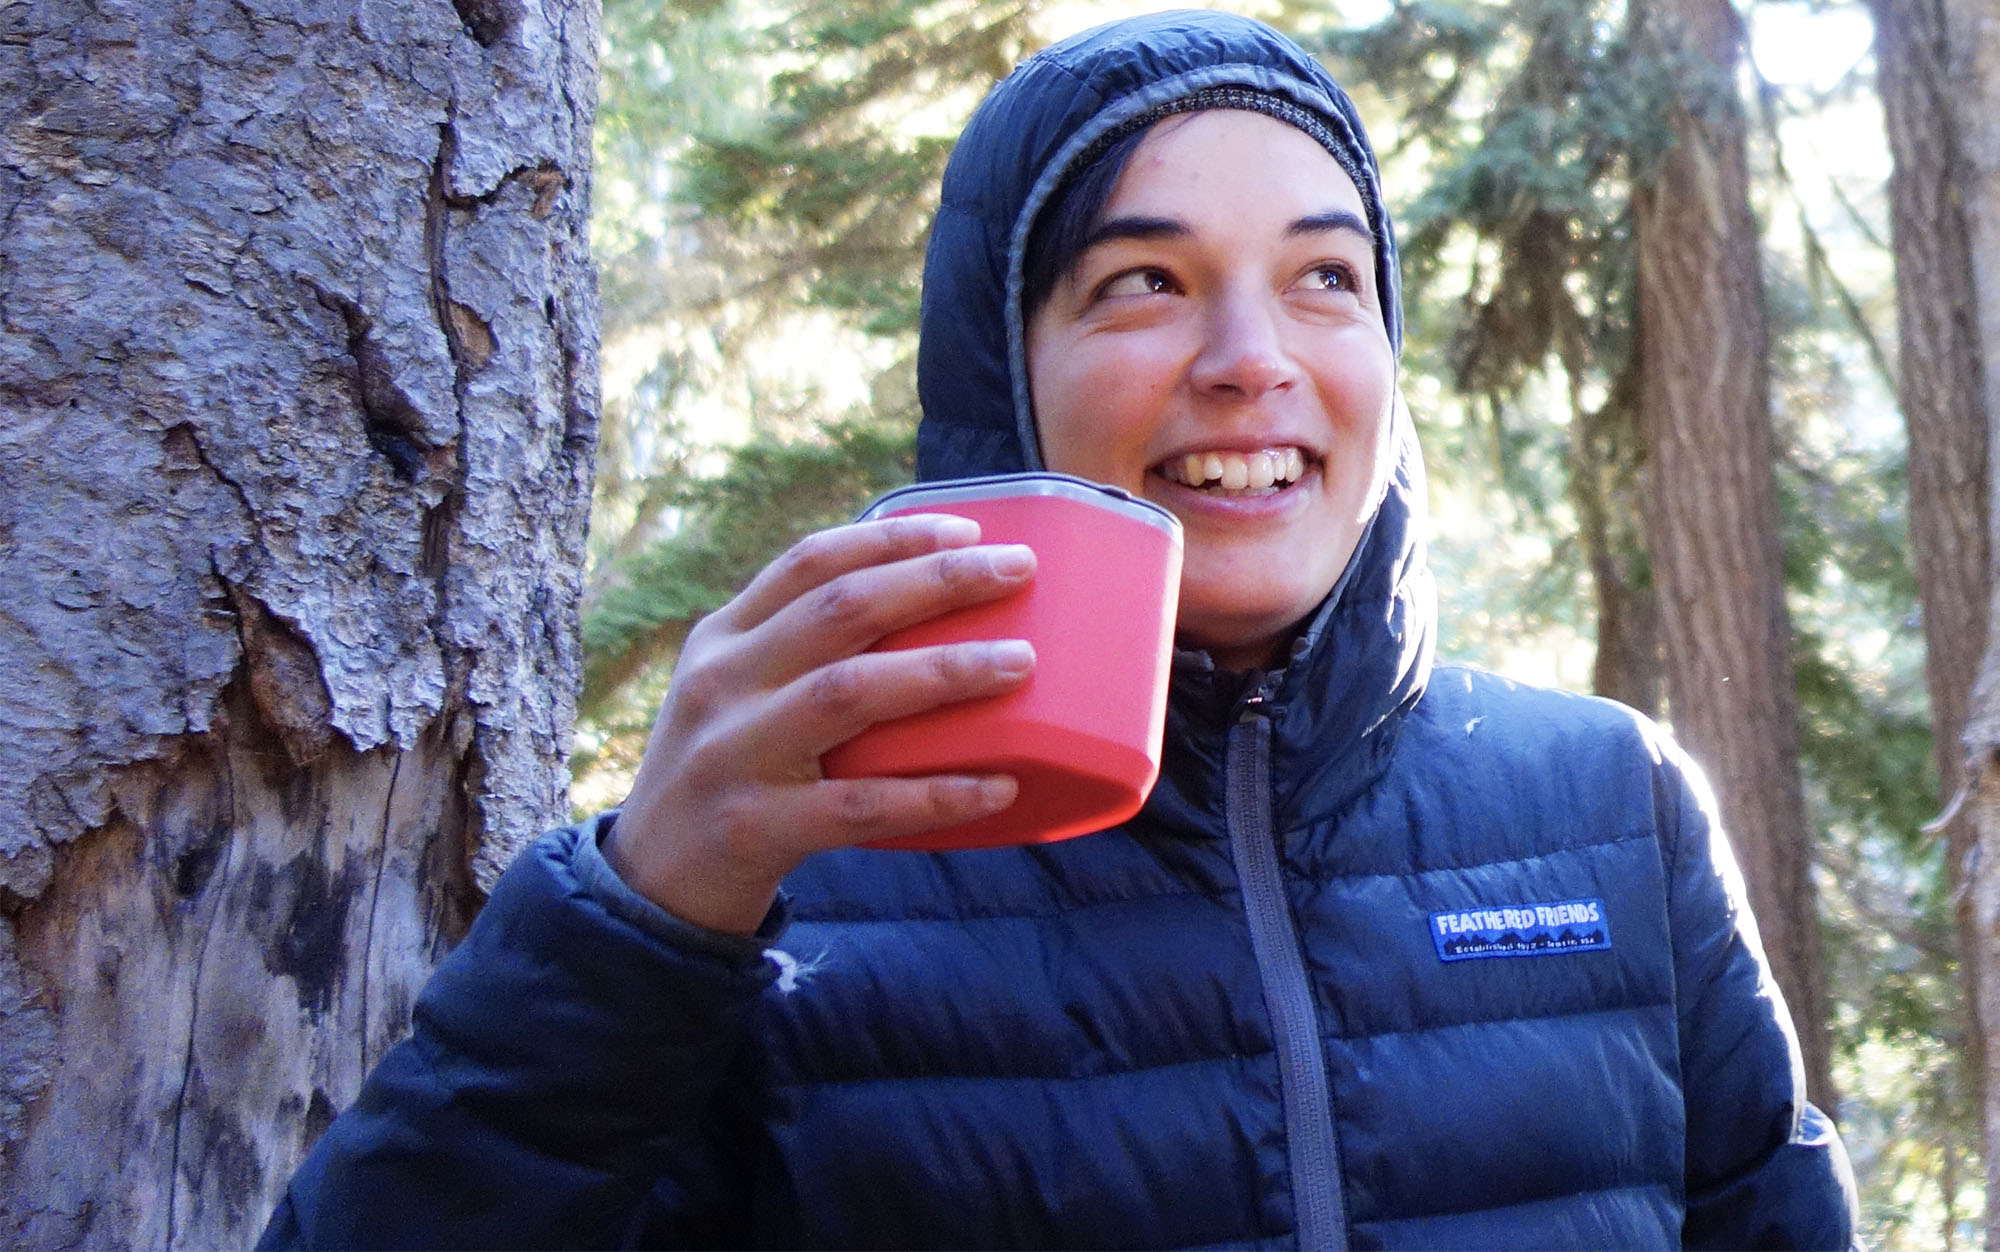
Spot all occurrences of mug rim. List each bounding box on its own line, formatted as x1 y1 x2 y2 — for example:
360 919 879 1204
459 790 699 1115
857 472 1182 538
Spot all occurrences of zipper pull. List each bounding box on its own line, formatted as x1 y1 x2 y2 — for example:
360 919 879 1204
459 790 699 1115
1232 670 1279 723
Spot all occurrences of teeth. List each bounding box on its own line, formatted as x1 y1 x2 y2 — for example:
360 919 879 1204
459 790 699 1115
1248 454 1275 490
1163 447 1309 493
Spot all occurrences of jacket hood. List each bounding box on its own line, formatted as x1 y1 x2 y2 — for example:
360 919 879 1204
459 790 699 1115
917 9 1403 481
913 10 1434 825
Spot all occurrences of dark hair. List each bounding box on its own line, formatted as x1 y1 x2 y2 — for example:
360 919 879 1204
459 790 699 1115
1020 91 1382 325
1020 125 1154 317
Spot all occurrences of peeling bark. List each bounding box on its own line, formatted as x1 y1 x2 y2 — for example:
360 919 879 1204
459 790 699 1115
0 0 599 1245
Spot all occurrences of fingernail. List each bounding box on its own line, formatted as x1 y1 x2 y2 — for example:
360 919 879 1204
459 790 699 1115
975 776 1018 811
932 515 980 545
989 639 1035 677
989 544 1035 578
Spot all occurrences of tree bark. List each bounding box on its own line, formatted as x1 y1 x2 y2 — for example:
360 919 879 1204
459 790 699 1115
1935 0 2000 1240
1567 355 1663 718
1865 0 1993 1217
0 1 600 1246
1629 0 1834 1107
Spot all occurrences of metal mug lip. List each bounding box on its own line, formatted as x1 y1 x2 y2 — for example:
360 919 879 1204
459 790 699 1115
857 472 1183 539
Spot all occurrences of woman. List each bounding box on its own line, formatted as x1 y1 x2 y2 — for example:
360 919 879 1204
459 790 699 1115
262 11 1857 1248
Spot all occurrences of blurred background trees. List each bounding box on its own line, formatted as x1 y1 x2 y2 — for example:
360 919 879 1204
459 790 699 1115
1868 2 1999 1244
581 0 1993 1246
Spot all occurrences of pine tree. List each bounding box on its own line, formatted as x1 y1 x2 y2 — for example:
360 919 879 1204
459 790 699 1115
1323 0 1675 715
576 0 1042 799
1324 3 1962 1230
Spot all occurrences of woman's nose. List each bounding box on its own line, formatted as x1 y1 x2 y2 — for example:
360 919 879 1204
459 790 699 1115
1190 291 1298 398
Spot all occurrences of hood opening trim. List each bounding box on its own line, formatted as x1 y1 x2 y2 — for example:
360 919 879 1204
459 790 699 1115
1001 64 1383 473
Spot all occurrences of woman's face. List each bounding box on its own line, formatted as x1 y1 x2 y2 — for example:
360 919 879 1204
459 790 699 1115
1026 109 1396 671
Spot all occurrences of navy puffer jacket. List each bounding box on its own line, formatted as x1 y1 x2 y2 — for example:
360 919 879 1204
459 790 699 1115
264 11 1858 1249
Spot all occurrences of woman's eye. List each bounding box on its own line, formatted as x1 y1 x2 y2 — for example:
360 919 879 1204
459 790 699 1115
1097 268 1177 299
1299 263 1359 293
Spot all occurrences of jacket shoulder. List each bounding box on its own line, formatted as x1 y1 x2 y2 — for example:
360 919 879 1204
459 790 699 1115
1406 664 1683 801
1415 663 1665 752
1353 664 1686 877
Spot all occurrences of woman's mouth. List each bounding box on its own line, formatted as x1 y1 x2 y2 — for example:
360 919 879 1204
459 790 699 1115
1158 447 1309 496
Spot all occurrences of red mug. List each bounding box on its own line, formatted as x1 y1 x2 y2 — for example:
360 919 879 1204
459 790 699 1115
821 473 1183 851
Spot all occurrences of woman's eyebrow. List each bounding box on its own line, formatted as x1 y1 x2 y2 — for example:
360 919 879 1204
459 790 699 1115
1076 208 1371 253
1288 209 1372 242
1078 214 1188 252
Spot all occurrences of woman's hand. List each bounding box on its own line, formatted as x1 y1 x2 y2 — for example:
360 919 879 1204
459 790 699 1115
605 514 1037 935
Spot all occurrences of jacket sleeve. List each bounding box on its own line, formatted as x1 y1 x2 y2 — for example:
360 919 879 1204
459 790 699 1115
1658 744 1860 1251
256 815 783 1250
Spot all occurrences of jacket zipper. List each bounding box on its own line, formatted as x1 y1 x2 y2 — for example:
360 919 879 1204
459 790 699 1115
1226 693 1348 1252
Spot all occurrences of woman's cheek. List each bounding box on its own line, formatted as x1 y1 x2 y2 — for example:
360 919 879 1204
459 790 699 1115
1043 344 1176 489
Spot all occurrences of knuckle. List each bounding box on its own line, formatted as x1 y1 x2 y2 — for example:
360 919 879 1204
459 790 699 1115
808 579 879 635
932 548 982 592
925 776 988 824
830 781 890 832
677 730 734 790
682 614 721 652
881 515 926 549
710 792 771 860
928 644 976 687
803 659 867 719
922 777 965 821
781 530 843 585
669 656 727 722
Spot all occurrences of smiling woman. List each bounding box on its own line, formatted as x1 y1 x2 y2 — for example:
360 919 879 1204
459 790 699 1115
261 11 1860 1250
1026 108 1396 670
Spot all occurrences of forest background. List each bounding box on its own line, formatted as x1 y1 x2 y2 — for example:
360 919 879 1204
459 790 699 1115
577 0 1981 1248
1 0 1994 1245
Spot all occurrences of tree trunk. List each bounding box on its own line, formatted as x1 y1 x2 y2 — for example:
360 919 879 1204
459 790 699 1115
0 1 600 1246
1629 0 1834 1107
1865 0 1993 1220
1567 355 1663 718
1937 0 2000 1239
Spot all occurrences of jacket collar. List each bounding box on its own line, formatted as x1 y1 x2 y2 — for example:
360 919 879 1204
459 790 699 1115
1155 409 1434 828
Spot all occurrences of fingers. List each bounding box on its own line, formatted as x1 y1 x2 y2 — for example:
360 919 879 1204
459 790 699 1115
606 512 1044 934
610 759 1022 934
744 541 1037 689
668 529 1035 736
779 638 1036 759
757 773 1021 857
657 639 1035 870
722 513 983 634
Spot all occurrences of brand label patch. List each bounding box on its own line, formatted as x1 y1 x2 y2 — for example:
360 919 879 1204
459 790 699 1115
1430 898 1610 962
